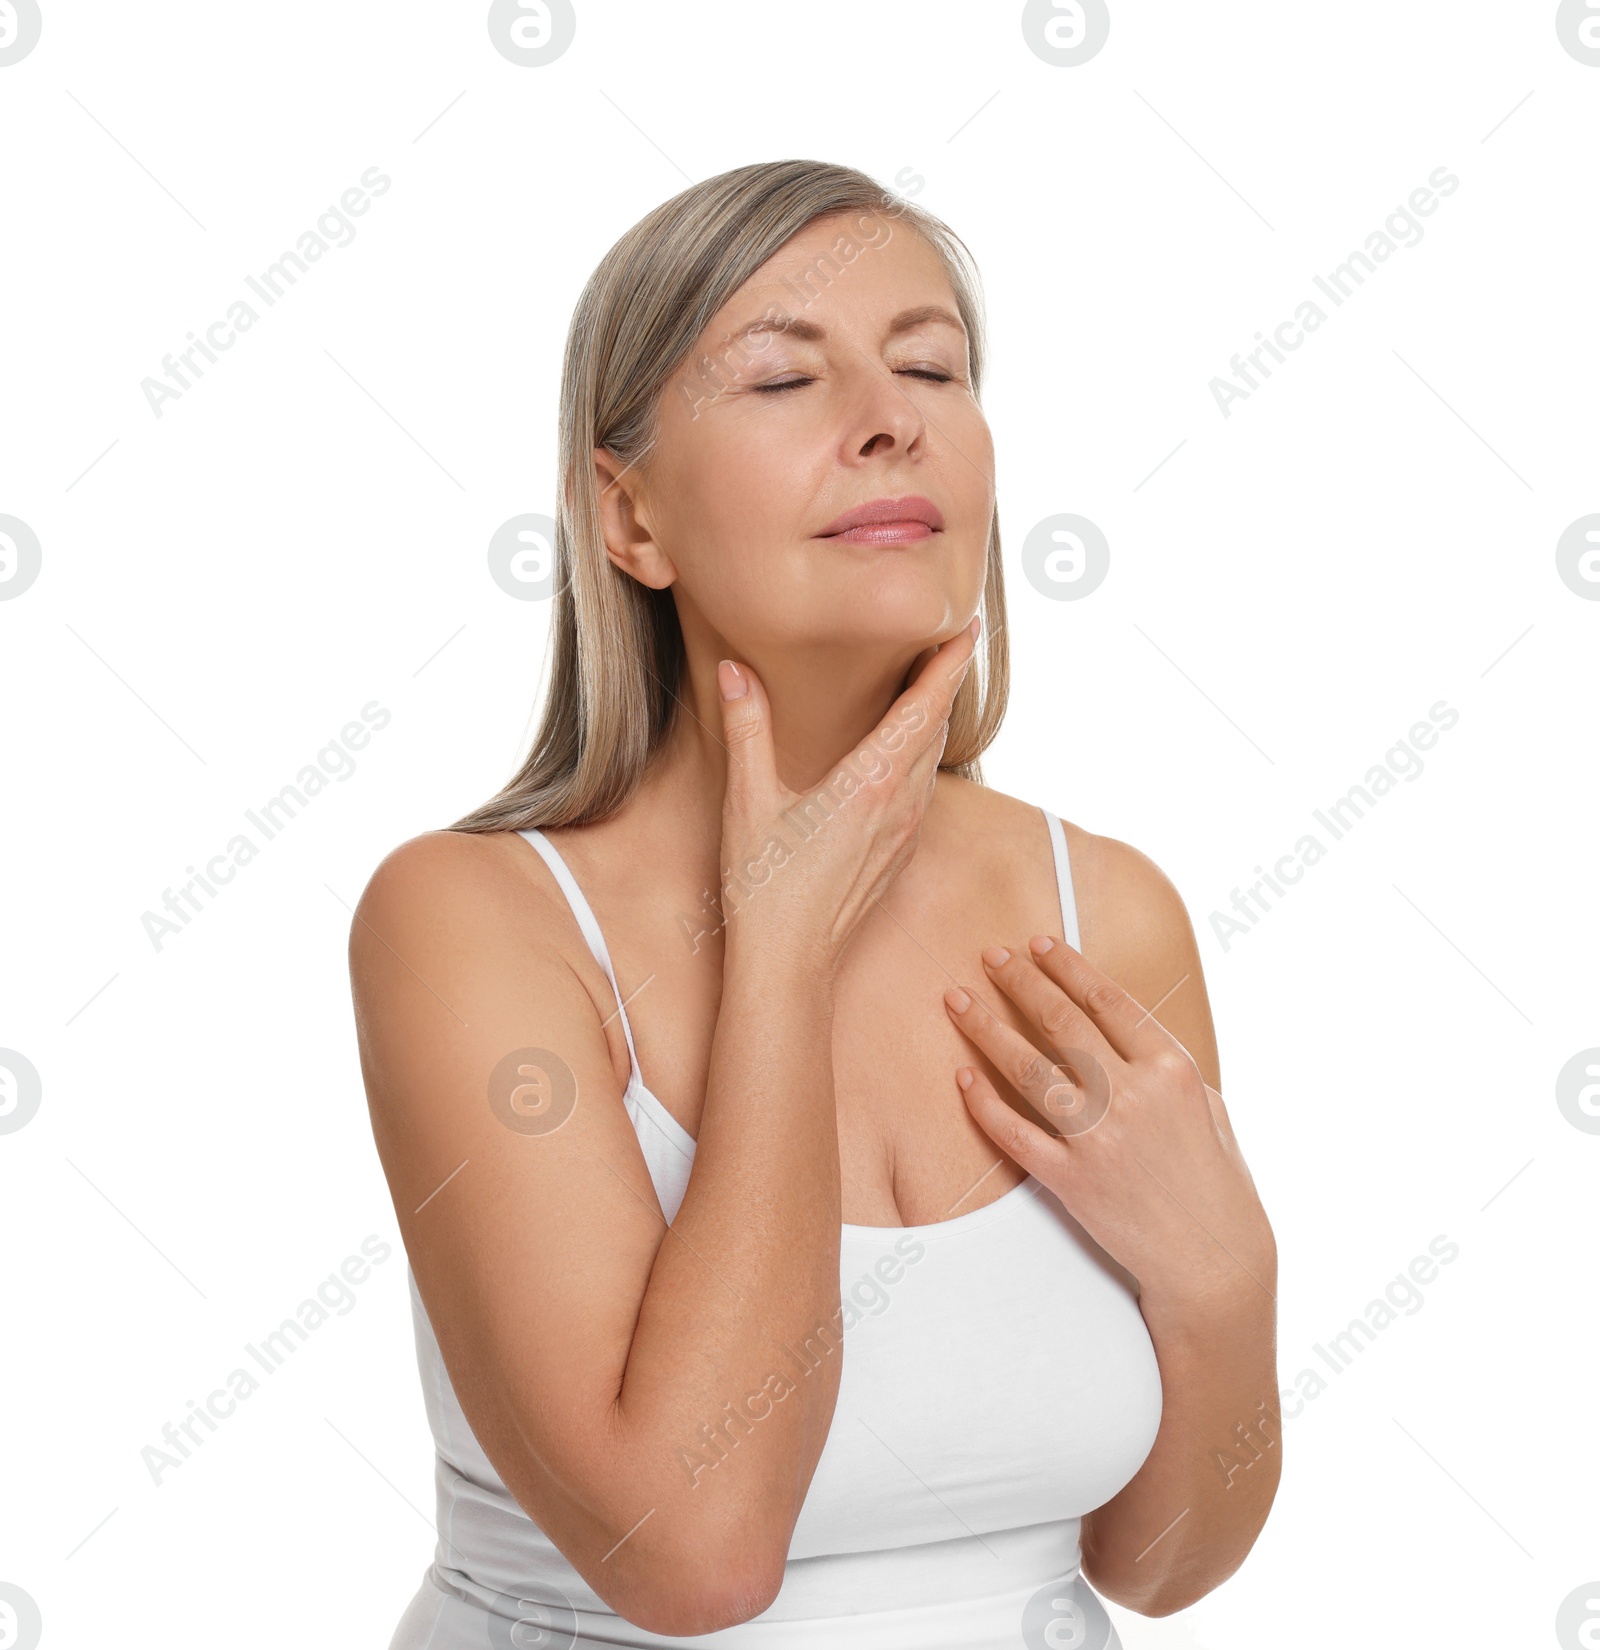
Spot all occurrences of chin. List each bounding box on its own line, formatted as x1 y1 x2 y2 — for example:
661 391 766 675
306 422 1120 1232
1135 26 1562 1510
812 582 966 650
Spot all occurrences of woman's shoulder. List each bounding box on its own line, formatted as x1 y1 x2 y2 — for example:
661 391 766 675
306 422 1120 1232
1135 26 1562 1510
347 826 590 978
935 774 1203 992
347 825 639 1100
943 776 1222 1087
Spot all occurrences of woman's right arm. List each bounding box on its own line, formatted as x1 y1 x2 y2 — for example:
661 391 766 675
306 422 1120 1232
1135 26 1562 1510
348 626 976 1636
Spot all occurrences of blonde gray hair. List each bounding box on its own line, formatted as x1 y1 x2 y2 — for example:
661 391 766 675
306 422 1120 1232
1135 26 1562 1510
450 159 1009 833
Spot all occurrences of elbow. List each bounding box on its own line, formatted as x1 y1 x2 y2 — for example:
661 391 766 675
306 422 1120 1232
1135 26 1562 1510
603 1540 786 1637
1079 1552 1203 1621
1088 1575 1205 1621
668 1570 785 1637
1090 1556 1237 1620
519 1416 793 1634
1134 1582 1211 1619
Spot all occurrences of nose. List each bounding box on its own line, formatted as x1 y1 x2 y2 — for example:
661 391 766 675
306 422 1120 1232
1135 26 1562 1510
838 355 927 462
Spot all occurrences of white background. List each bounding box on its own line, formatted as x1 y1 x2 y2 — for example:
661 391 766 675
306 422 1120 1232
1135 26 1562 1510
2 2 1596 1646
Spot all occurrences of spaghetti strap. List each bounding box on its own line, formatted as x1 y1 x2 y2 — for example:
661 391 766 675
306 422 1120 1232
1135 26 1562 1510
1040 808 1082 951
517 828 643 1084
522 811 1075 1105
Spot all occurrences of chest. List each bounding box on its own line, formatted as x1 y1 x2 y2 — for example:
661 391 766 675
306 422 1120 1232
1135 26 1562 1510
785 1202 1164 1558
610 850 1069 1228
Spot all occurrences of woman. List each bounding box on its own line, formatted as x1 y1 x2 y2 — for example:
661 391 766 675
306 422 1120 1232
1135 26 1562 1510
351 159 1280 1649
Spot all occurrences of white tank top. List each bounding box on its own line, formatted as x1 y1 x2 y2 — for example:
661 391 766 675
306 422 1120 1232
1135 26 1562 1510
390 806 1163 1650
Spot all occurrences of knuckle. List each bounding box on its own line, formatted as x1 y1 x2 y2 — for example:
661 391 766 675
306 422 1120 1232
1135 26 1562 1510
998 1123 1030 1159
1039 1001 1078 1046
1152 1047 1198 1088
1016 1051 1053 1092
722 708 764 747
1082 977 1125 1017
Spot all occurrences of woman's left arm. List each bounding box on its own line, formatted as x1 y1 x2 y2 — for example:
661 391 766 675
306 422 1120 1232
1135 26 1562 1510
1081 1262 1280 1617
943 834 1281 1619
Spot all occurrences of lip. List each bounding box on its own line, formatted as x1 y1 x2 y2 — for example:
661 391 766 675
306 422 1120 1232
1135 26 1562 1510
815 494 945 543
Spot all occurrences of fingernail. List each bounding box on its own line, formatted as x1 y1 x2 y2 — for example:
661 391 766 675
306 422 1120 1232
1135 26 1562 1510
1029 935 1055 954
955 1067 975 1091
717 660 747 701
981 945 1010 967
944 987 971 1013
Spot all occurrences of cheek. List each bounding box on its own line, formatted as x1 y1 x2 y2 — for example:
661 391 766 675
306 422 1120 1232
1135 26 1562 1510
950 398 995 467
944 409 996 527
684 421 816 540
643 442 802 604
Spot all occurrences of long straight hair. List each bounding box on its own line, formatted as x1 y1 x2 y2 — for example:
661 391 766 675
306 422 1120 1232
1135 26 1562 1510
450 160 1010 833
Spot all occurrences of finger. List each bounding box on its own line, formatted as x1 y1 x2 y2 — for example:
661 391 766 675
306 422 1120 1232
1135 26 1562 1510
837 662 955 810
717 659 780 818
954 1064 1073 1192
977 944 1120 1070
1022 934 1185 1065
899 701 952 795
882 618 979 766
943 984 1113 1138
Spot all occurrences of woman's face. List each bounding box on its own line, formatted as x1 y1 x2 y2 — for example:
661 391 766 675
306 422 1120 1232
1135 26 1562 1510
600 209 995 663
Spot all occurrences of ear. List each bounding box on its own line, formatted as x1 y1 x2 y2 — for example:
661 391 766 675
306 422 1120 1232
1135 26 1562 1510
592 446 676 590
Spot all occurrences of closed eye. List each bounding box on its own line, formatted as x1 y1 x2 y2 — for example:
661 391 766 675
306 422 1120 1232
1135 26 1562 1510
751 368 956 394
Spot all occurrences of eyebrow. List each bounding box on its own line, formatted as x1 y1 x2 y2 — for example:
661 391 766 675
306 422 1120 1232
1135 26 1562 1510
714 302 967 351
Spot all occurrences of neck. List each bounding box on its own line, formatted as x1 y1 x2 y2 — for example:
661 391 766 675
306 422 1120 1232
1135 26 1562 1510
631 638 938 861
